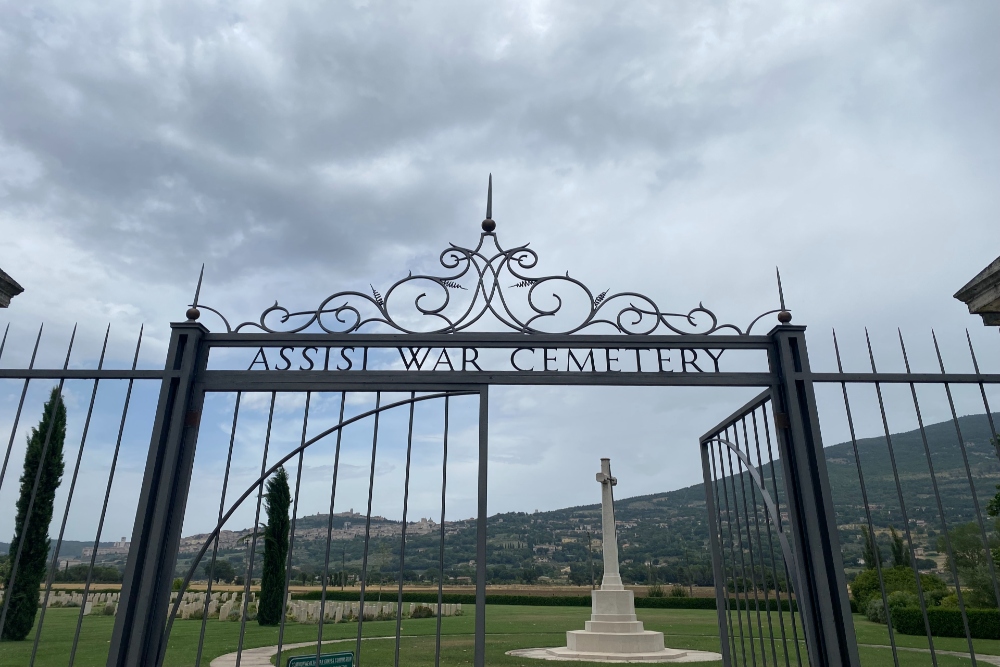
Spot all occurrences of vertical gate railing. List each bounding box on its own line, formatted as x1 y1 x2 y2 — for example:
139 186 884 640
703 326 1000 667
0 323 164 663
702 390 809 667
809 328 1000 667
149 389 481 667
102 322 493 667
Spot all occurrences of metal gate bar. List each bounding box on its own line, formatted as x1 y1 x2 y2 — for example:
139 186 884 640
316 391 348 662
274 391 311 666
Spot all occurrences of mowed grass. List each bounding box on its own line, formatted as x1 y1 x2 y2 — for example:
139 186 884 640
0 606 998 666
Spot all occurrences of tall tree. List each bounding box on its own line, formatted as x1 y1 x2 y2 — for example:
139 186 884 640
862 527 883 570
257 467 290 626
203 559 236 584
1 388 66 641
889 526 910 568
987 483 1000 520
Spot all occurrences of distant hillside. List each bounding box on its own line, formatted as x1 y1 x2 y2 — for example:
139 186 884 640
557 411 1000 580
0 540 115 558
9 413 997 589
172 412 999 586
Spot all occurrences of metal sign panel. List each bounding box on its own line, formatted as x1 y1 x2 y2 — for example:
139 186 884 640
286 651 354 667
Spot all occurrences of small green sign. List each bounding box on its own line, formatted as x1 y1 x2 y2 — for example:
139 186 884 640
286 651 354 667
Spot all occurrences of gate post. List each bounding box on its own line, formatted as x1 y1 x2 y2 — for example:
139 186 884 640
768 325 859 667
107 321 208 667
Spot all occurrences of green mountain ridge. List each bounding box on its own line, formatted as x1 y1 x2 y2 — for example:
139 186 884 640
9 413 997 589
217 412 1000 586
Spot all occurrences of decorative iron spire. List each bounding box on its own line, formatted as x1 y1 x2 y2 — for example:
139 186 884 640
481 174 496 233
186 264 204 321
776 267 791 323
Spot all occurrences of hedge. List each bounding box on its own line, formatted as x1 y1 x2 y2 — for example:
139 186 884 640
290 590 796 611
850 566 948 612
891 607 1000 640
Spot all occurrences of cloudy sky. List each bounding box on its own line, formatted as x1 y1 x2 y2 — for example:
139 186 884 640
1 1 999 542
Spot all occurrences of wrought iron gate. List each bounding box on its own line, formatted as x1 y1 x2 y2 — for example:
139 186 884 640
702 328 1000 667
1 191 997 667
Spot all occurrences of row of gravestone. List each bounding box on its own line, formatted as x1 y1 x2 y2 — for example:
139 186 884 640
0 590 125 616
283 600 463 624
169 597 463 623
171 590 251 603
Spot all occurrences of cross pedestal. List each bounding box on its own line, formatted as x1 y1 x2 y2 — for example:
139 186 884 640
543 459 691 662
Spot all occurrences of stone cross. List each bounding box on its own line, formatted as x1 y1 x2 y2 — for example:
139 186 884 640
596 457 623 591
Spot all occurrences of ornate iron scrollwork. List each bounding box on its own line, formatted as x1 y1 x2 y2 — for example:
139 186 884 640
193 230 786 335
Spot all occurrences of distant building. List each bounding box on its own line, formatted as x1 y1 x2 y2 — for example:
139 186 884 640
955 255 1000 326
82 536 131 559
0 267 23 307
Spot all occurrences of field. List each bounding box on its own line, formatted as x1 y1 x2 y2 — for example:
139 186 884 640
1 606 999 666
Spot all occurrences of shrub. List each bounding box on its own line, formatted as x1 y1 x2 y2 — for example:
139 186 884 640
925 589 948 607
189 608 204 621
939 594 959 608
851 566 947 611
53 564 122 584
891 607 1000 640
865 598 886 624
667 585 687 598
647 583 665 598
961 563 999 609
410 605 434 619
887 591 919 618
172 578 183 591
102 604 116 616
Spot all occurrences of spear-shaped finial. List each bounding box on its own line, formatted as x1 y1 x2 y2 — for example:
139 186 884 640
481 174 496 233
186 263 204 321
776 267 792 324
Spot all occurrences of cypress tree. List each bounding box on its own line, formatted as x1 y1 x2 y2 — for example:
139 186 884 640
1 387 66 641
862 527 883 571
257 466 290 626
889 526 910 568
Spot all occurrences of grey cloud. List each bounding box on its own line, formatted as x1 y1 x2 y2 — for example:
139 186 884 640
1 0 999 531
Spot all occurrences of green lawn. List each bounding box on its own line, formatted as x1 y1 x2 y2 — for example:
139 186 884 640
1 607 998 666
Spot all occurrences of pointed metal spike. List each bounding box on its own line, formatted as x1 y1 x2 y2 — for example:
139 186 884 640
832 328 846 372
966 329 984 375
0 322 9 362
97 324 111 370
486 174 493 220
193 264 205 307
62 324 78 369
863 327 879 373
132 324 144 369
776 267 786 311
898 328 913 374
